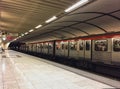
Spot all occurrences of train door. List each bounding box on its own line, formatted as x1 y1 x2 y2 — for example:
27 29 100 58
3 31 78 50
55 41 62 56
64 41 69 57
55 41 68 57
25 45 27 52
39 43 42 53
69 40 79 59
27 44 30 52
78 40 91 60
30 44 33 52
43 43 48 54
85 40 91 60
32 44 36 52
78 40 85 59
36 43 39 53
41 43 43 54
48 42 53 55
34 43 37 53
39 43 42 54
112 38 120 64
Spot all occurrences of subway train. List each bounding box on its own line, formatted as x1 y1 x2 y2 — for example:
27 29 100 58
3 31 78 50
9 33 120 78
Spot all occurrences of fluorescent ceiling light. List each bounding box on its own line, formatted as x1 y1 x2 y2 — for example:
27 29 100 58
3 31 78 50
29 29 34 32
65 0 89 12
45 16 57 23
21 34 24 36
19 36 21 38
25 32 28 35
35 25 42 29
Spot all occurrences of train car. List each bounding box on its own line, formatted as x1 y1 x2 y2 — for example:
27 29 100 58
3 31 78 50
92 37 120 66
9 33 120 78
14 34 120 67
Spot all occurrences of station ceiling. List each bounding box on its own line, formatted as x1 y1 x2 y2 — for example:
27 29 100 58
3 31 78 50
0 0 120 43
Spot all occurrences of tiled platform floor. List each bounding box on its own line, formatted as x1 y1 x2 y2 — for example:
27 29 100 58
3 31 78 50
0 50 114 89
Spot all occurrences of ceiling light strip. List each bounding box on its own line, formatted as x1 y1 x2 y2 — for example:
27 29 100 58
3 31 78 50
35 25 42 29
25 32 28 35
45 16 57 23
65 0 89 12
29 29 34 32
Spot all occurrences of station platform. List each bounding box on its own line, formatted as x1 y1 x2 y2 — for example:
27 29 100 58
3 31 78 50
0 50 119 89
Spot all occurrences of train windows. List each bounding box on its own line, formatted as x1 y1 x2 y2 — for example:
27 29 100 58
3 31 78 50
86 41 90 50
79 41 84 50
95 40 108 51
113 39 120 52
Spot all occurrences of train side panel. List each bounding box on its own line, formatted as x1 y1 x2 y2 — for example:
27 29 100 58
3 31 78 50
92 38 112 64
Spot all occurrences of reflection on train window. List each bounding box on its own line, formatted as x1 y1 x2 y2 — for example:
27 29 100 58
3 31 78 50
86 41 90 50
41 44 43 48
65 45 68 49
113 39 120 52
44 44 48 49
79 41 84 50
61 44 64 50
49 44 53 49
70 42 77 50
56 43 61 50
95 40 108 51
